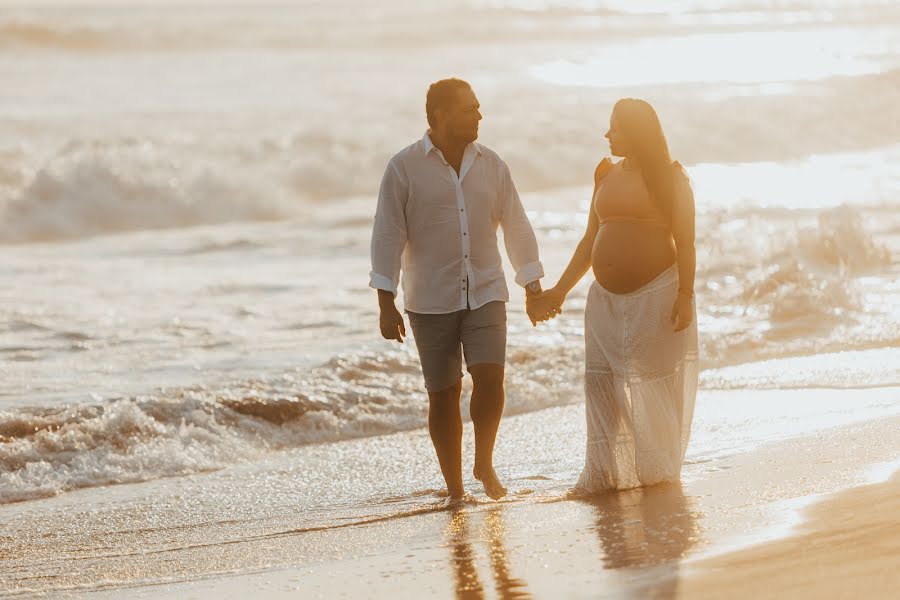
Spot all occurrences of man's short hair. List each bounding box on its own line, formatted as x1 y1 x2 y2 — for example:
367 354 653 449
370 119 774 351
426 78 472 128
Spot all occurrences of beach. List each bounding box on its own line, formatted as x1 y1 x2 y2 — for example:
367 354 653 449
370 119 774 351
2 0 900 597
23 396 894 599
682 475 900 599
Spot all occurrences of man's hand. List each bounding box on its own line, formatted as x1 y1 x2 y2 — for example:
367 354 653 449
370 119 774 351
378 290 406 342
525 285 563 326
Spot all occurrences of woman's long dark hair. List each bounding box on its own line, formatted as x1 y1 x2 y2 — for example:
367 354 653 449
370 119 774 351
613 98 675 223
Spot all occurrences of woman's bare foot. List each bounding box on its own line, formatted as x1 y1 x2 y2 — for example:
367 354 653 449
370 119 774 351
473 465 508 500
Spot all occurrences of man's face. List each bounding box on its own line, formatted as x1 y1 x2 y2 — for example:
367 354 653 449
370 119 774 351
605 113 629 157
438 87 482 144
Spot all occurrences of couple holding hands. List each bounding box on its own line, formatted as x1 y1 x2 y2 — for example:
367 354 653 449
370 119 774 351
370 78 698 500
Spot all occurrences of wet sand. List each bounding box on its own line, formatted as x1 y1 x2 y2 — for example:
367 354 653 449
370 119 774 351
73 407 900 600
681 473 900 599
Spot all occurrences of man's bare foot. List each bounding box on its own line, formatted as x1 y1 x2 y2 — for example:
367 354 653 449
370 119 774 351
436 485 467 499
447 487 466 500
444 493 477 509
473 465 507 500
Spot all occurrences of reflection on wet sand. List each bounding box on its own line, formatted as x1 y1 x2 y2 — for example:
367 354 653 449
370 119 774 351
445 507 532 600
583 482 700 598
441 484 696 599
482 508 531 600
446 509 484 599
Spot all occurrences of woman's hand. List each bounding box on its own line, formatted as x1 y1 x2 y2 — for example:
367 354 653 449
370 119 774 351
670 292 694 332
527 287 565 325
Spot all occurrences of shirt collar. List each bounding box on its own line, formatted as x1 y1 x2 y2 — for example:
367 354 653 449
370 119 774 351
423 130 482 156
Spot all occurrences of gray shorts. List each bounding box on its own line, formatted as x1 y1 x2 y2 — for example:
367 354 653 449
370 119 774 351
407 301 507 392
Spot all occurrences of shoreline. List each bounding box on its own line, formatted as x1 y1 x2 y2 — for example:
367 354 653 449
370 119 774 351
680 471 900 599
61 405 900 600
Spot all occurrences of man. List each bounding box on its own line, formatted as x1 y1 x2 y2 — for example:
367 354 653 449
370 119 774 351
369 78 552 500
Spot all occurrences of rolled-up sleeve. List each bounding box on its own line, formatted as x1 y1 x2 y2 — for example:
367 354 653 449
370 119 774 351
498 161 544 286
369 159 408 295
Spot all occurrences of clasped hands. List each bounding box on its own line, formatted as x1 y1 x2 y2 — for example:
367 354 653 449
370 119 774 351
526 286 565 326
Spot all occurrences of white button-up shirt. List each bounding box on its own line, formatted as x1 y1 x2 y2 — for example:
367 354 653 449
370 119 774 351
369 132 544 314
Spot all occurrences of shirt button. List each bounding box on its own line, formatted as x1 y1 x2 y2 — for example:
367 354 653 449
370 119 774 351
463 232 467 236
460 208 464 212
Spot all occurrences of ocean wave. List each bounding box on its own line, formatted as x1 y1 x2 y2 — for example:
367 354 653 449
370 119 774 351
1 204 895 505
741 206 891 322
0 140 302 242
3 318 51 333
699 347 900 390
3 130 900 244
0 16 256 52
0 20 125 51
696 204 897 365
0 4 628 53
0 343 588 505
183 239 264 254
0 352 424 504
2 2 893 54
742 206 892 318
0 128 400 241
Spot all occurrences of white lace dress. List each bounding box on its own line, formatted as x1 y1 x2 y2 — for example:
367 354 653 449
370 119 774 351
575 265 699 492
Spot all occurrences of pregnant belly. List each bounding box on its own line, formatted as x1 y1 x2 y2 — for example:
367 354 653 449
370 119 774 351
591 223 676 294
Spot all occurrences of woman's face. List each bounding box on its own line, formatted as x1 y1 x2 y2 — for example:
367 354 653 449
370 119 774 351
605 112 629 157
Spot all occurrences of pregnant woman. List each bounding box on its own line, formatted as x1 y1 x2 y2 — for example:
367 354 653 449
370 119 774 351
533 98 699 491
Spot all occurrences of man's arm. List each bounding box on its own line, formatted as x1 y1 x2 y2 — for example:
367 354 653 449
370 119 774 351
370 160 409 342
377 289 406 342
497 161 548 325
498 161 544 289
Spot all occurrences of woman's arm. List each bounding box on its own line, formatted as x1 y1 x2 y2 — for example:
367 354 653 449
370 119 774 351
670 164 696 331
528 208 597 322
671 165 696 293
553 207 599 297
529 185 600 321
551 159 611 298
529 159 610 322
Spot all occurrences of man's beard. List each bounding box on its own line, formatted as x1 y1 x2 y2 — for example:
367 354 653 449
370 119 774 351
451 127 478 145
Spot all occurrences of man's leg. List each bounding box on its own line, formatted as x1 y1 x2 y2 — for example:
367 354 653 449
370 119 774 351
406 309 466 499
461 301 508 500
469 362 508 499
427 381 465 499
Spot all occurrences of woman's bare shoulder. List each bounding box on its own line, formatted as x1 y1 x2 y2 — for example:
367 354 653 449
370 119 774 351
594 157 618 185
672 160 693 187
